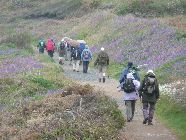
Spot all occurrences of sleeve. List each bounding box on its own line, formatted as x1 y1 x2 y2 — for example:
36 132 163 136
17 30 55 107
119 69 128 83
90 51 93 59
134 80 140 90
155 79 160 99
138 78 145 97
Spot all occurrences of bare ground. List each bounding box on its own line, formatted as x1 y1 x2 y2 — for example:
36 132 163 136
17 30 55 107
53 53 178 140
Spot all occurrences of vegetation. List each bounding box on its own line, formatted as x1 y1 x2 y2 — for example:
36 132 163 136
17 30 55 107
116 0 186 17
156 95 186 140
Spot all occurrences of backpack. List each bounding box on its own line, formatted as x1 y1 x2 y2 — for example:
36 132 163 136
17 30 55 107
123 78 136 93
145 77 156 95
71 48 79 59
99 52 108 64
82 50 91 60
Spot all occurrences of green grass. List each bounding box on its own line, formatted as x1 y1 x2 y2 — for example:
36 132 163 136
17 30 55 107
116 0 186 17
156 95 186 140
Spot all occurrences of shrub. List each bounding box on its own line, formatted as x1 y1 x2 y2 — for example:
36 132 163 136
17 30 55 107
3 32 33 53
116 0 186 17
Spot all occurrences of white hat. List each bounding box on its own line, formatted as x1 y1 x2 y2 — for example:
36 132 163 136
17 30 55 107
101 47 104 51
127 73 134 79
147 70 155 75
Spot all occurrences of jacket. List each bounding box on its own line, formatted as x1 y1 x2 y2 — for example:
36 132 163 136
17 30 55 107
139 72 160 103
46 39 55 51
81 48 93 61
123 73 140 101
94 51 109 66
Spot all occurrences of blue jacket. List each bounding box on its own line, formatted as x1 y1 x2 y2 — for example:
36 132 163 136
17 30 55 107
81 48 93 61
119 67 140 84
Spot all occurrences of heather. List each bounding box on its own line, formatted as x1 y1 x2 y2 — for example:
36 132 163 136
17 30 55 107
0 84 124 140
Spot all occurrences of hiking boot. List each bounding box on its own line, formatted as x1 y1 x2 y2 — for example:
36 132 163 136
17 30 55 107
148 121 153 125
143 118 148 124
103 77 105 83
99 78 101 82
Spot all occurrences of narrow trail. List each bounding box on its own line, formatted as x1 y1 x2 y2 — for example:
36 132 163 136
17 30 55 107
52 53 178 140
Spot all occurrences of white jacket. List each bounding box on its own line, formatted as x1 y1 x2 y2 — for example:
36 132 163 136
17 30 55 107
123 73 140 101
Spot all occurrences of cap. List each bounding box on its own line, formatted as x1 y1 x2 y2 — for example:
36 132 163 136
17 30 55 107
101 47 104 51
147 70 155 76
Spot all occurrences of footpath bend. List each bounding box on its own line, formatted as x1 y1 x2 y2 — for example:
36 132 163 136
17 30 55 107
52 53 177 140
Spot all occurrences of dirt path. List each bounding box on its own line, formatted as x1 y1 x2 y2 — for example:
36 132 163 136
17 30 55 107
53 54 178 140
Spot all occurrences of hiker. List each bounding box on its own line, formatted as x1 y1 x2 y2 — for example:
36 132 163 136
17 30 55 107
119 62 140 90
46 39 55 58
122 73 140 122
71 46 81 72
78 42 86 65
81 45 93 73
139 70 160 125
94 47 109 83
65 42 71 61
37 39 46 54
57 40 66 65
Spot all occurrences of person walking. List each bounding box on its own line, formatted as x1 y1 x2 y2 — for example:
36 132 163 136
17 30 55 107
81 45 93 73
57 40 66 65
94 47 109 83
119 62 140 90
37 39 46 54
71 46 81 72
46 39 55 58
139 70 160 125
122 73 140 122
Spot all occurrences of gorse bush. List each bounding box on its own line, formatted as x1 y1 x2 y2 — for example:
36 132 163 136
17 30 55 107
116 0 186 17
25 0 89 19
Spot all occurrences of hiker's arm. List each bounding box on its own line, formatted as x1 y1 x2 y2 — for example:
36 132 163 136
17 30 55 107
155 79 160 99
94 57 99 66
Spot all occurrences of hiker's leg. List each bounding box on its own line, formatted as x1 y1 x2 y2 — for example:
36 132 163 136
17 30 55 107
76 60 80 71
131 100 136 120
83 61 86 73
148 102 155 124
125 100 132 121
98 65 102 82
86 61 89 73
101 66 106 83
142 102 149 123
72 59 76 71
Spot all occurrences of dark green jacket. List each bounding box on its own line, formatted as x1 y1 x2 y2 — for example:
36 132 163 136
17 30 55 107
139 73 160 103
94 51 109 66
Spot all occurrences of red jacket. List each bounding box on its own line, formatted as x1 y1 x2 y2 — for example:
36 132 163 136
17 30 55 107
46 39 55 51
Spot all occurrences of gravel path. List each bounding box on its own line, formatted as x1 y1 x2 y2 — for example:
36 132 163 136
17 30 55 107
53 54 178 140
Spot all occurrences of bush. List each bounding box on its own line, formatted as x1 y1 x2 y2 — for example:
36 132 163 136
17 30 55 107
3 32 33 53
116 0 186 17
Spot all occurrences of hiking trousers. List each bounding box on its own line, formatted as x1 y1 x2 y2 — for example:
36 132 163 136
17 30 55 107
83 61 89 73
125 100 136 121
98 65 107 78
142 102 155 122
47 50 54 58
72 60 80 71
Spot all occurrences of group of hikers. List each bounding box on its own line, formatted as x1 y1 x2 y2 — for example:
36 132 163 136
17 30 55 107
37 38 160 126
37 38 109 83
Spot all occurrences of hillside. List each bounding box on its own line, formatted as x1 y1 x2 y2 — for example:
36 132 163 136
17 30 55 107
0 0 186 139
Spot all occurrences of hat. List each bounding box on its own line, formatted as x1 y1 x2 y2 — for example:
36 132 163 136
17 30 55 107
101 47 104 51
147 70 155 76
127 73 134 79
128 62 133 67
